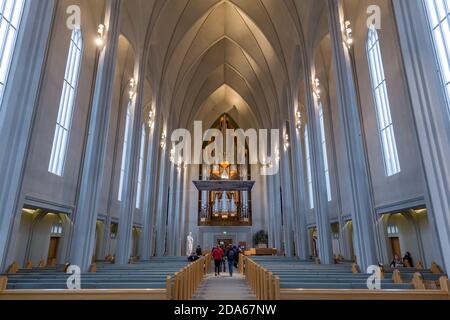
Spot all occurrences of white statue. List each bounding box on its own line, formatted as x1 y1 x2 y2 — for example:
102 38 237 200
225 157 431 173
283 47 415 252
186 232 194 256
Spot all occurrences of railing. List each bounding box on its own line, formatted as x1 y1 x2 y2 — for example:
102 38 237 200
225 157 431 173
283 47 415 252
241 254 280 300
171 253 211 300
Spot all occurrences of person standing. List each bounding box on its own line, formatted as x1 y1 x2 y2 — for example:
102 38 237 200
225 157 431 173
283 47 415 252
196 245 202 256
211 245 224 276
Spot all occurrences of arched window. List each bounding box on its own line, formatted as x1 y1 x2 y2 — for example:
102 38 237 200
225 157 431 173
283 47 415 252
366 26 401 177
136 124 146 208
304 125 314 209
118 100 134 201
318 102 332 202
0 0 26 106
424 0 450 111
49 28 83 176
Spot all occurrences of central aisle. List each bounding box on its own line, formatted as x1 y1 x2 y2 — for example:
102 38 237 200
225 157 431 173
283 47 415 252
192 273 256 300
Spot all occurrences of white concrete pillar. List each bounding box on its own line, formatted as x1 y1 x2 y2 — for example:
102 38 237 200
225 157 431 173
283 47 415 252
291 124 310 260
280 143 294 257
302 66 334 264
116 52 147 265
68 0 123 271
326 0 378 270
393 0 450 273
0 0 56 270
155 144 170 256
139 115 160 260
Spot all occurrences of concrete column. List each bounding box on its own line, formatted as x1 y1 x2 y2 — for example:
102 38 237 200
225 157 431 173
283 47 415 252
178 166 189 255
155 145 170 256
393 1 450 273
291 125 310 260
166 163 176 256
326 0 378 270
116 52 147 265
172 167 184 255
69 0 123 271
273 174 283 253
303 67 334 264
280 144 294 257
0 0 56 270
139 117 160 260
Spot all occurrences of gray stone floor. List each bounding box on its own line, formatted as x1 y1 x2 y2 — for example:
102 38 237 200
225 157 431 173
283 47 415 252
192 273 257 300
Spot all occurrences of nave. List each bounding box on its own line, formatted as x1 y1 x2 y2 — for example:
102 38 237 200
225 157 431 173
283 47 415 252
1 0 450 303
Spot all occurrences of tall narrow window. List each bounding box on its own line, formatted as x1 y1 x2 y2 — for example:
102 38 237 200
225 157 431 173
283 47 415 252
304 125 314 209
136 124 146 209
424 0 450 111
118 101 133 201
366 26 401 176
49 28 83 176
318 103 332 202
0 0 26 106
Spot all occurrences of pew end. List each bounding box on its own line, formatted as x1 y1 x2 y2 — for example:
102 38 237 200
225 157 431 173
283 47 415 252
412 272 425 289
416 261 424 270
166 275 172 300
351 263 360 274
0 276 7 291
7 262 19 274
431 262 443 274
392 269 403 284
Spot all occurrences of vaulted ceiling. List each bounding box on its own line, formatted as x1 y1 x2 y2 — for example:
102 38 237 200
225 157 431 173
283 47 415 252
123 0 329 130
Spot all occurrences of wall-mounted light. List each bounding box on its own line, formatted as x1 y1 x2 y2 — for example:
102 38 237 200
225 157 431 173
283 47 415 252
345 20 353 47
296 110 302 130
169 146 175 163
129 78 136 100
284 133 290 151
313 78 321 99
160 131 166 149
148 110 155 128
95 24 105 47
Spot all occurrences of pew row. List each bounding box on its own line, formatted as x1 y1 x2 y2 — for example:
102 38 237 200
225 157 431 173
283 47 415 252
0 255 210 300
241 255 450 300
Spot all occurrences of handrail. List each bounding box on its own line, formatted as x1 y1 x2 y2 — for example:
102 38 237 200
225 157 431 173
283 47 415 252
171 253 210 300
241 254 280 300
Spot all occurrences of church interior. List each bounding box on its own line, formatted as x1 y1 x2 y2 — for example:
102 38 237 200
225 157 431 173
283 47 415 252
0 0 450 301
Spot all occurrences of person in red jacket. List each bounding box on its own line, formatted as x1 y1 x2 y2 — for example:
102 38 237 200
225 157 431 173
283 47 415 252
211 245 224 276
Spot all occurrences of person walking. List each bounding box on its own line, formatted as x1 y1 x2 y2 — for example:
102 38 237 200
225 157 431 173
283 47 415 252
221 244 227 273
211 245 224 276
226 244 236 277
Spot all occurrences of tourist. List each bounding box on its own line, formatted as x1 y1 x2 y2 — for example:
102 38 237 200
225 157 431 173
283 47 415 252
390 254 404 268
188 252 199 262
403 252 413 268
233 245 239 269
221 244 227 273
211 245 224 276
226 244 236 277
196 245 202 256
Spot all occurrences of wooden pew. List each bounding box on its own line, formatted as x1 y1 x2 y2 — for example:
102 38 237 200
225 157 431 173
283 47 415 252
244 257 450 301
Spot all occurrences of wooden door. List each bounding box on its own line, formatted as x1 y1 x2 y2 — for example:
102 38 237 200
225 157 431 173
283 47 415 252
390 237 401 257
47 237 59 265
